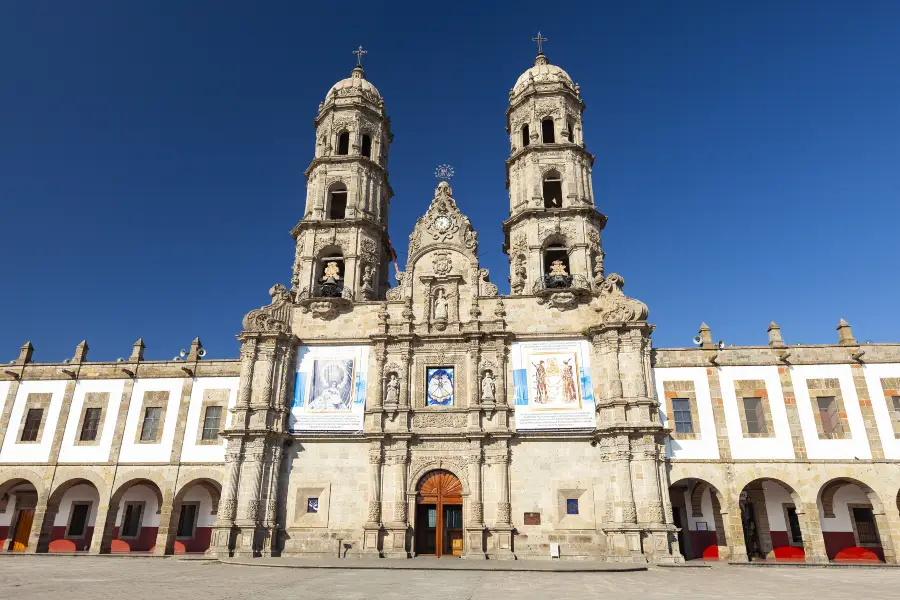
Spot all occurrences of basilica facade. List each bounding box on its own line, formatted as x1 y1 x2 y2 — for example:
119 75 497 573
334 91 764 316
2 49 900 564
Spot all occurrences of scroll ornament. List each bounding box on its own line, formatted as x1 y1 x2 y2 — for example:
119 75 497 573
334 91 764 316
591 274 648 323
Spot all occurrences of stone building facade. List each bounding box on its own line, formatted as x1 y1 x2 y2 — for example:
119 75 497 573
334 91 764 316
2 50 899 564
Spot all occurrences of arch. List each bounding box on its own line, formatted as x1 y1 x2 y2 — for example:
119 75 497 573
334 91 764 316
414 470 464 557
0 474 41 553
521 124 530 147
110 477 165 509
361 133 372 158
542 169 563 209
541 118 555 143
738 477 807 562
164 477 223 554
336 130 350 155
407 462 469 497
40 477 102 553
566 118 575 143
326 182 348 220
106 478 166 553
816 477 889 563
316 248 345 298
669 477 727 561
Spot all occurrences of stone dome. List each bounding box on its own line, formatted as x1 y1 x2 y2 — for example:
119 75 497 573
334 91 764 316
324 66 383 104
512 54 577 98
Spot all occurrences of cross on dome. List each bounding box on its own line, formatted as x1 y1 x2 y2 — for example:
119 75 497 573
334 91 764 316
352 45 367 67
532 31 547 55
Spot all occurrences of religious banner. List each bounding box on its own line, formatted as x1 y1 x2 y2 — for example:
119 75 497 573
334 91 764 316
290 345 369 433
511 339 596 430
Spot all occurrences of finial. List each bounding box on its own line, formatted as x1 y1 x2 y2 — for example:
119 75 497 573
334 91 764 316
434 164 455 182
532 31 547 55
72 340 89 363
130 338 145 362
16 341 34 365
698 323 714 349
837 318 856 346
187 337 204 361
352 45 367 68
767 322 785 348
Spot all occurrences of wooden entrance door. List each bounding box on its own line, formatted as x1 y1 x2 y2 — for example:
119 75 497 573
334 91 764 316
416 470 463 557
11 509 34 552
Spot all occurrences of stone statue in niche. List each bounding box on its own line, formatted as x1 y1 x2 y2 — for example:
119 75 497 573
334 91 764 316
361 264 375 299
384 372 400 405
481 371 496 401
433 289 449 321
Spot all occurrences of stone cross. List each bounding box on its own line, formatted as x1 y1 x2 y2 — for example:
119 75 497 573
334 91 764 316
532 31 547 55
353 45 367 67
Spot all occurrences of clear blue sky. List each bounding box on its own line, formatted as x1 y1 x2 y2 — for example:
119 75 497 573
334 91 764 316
1 1 898 361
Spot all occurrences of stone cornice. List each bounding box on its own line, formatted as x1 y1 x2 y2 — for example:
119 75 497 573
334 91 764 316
289 216 387 239
505 141 595 174
505 87 584 117
303 154 389 180
501 206 607 240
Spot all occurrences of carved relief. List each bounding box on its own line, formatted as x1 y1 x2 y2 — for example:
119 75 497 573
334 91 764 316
591 274 649 323
432 251 452 276
412 412 467 428
478 269 498 296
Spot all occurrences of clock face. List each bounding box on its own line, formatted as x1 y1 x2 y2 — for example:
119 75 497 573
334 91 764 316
434 215 452 233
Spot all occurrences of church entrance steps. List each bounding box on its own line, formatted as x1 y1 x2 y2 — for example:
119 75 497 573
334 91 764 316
219 556 647 572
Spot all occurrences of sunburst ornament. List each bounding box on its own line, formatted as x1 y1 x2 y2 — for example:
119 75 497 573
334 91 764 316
434 164 455 181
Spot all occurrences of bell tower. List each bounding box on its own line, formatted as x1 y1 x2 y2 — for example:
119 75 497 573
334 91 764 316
291 47 394 304
503 34 606 301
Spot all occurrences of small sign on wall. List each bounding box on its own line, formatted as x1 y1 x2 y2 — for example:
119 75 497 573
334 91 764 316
550 542 560 558
524 512 541 525
695 521 708 531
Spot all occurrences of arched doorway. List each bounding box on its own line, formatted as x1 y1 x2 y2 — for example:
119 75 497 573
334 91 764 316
739 478 806 562
669 478 727 560
817 478 887 562
0 478 39 552
415 470 463 557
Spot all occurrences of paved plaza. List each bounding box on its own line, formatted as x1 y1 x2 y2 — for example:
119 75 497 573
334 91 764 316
1 557 898 600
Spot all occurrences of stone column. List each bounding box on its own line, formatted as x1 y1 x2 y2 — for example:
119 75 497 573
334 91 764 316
463 442 485 559
721 495 749 563
399 351 411 410
89 504 119 554
383 440 409 558
362 441 383 556
468 339 480 408
237 339 258 408
797 501 828 564
373 345 386 410
638 436 664 524
152 488 176 555
209 447 242 556
490 447 514 559
234 438 267 557
26 499 54 553
616 435 637 524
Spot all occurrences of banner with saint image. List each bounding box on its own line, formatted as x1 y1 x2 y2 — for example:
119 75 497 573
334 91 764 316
290 345 369 432
511 339 596 430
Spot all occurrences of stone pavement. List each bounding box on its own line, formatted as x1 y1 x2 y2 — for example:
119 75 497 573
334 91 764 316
2 555 899 600
221 556 649 571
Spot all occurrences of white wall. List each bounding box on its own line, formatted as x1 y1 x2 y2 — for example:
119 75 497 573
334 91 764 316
181 485 216 527
719 366 794 459
791 364 871 460
0 380 68 463
52 484 100 527
863 363 900 460
179 377 238 463
653 367 719 460
682 487 716 532
762 480 795 531
57 380 124 463
118 378 186 463
819 484 870 532
115 485 161 528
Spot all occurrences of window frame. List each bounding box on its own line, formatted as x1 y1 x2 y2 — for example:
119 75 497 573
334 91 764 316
782 504 804 546
139 406 162 442
541 118 555 143
742 396 768 435
119 501 145 539
200 405 223 442
79 407 103 442
848 504 880 547
817 396 843 437
336 131 350 155
671 397 694 435
175 502 200 540
65 501 92 539
20 407 44 442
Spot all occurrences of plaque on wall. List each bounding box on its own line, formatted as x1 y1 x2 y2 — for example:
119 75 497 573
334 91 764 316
523 512 541 525
695 521 708 531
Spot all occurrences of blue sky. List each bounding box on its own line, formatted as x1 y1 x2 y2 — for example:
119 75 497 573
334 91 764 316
1 1 898 361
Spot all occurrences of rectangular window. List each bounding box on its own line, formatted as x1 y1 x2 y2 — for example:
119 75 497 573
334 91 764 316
120 502 144 538
817 396 843 436
786 507 803 544
176 503 198 538
306 498 319 514
566 499 579 515
140 406 162 442
672 398 694 434
743 397 768 435
892 396 900 423
20 408 43 442
852 507 879 544
80 407 102 442
201 406 223 441
67 502 91 538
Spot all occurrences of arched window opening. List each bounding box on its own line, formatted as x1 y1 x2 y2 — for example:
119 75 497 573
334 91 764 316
317 253 345 297
521 124 530 147
543 245 572 288
566 119 575 143
361 134 372 158
542 170 563 209
541 118 555 144
337 131 350 155
328 185 348 219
